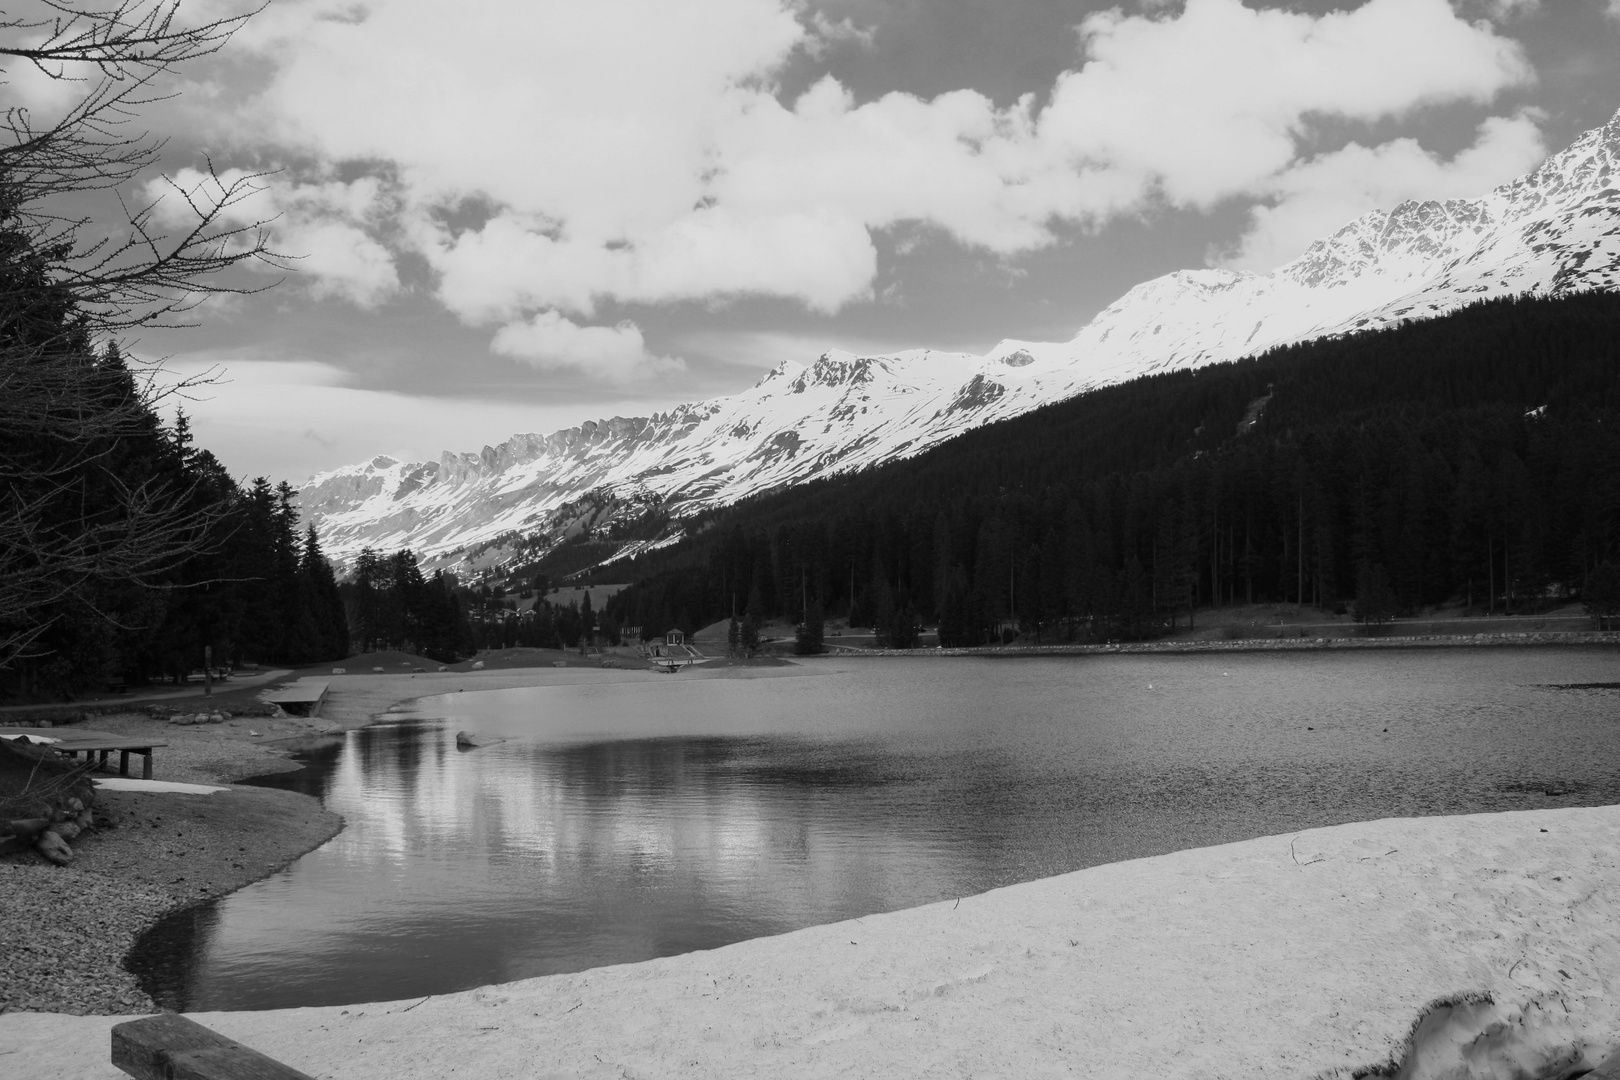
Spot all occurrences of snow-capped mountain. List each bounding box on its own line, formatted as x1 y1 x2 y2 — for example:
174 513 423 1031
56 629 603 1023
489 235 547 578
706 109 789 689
301 108 1620 570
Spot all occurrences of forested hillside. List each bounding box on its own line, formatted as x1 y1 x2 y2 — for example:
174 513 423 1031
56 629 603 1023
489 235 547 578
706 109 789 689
605 292 1620 645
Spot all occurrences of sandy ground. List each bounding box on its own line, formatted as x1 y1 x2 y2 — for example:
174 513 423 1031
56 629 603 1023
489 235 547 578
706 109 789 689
3 804 1617 1079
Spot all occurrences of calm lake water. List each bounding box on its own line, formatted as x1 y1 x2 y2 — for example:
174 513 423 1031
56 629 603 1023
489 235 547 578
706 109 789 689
129 649 1620 1011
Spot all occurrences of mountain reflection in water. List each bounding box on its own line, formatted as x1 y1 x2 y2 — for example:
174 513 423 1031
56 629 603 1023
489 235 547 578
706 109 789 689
129 651 1620 1011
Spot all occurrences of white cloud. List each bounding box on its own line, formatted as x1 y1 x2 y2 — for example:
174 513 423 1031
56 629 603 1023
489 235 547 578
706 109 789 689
157 355 670 483
1223 112 1549 270
196 0 1536 381
491 313 684 383
1 47 89 114
1035 0 1534 212
282 219 400 307
146 168 401 308
803 10 876 56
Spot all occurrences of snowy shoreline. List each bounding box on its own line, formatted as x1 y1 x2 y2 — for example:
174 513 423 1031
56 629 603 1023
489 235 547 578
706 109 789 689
5 803 1617 1079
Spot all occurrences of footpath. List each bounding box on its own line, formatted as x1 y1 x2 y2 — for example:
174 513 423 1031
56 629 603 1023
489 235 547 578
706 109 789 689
0 670 293 716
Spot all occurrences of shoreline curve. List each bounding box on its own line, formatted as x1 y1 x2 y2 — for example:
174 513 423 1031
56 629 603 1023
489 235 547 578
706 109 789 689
3 803 1617 1079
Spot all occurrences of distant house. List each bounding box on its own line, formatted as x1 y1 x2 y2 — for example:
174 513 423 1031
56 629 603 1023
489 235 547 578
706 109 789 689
649 629 686 658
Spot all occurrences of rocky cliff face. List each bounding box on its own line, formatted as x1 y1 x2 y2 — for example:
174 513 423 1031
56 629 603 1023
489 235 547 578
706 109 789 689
300 109 1620 570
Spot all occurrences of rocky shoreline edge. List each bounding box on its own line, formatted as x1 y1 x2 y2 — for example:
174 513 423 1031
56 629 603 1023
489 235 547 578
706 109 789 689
0 765 343 1015
830 628 1620 658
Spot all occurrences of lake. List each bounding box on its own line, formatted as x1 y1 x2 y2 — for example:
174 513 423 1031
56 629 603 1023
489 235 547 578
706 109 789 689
128 649 1620 1011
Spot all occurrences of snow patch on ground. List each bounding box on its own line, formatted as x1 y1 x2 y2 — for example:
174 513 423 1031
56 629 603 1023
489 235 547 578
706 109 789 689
90 778 227 795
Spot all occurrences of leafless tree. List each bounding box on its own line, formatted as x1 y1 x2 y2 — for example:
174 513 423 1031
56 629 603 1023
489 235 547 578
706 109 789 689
0 1 281 674
2 0 283 325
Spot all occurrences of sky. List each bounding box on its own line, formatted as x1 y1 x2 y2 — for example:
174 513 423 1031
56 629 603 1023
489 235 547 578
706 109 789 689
12 0 1620 482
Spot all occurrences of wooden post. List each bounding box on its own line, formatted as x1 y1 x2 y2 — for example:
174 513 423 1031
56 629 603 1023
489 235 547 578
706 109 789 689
112 1014 316 1080
204 645 213 698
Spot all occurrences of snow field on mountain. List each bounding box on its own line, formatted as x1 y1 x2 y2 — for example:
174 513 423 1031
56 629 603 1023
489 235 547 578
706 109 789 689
300 109 1620 569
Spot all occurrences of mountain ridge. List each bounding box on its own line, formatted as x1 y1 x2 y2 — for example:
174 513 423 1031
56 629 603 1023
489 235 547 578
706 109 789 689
300 107 1620 569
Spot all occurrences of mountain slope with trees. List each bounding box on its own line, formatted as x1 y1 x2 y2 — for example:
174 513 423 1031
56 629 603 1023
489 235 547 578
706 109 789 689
605 291 1620 646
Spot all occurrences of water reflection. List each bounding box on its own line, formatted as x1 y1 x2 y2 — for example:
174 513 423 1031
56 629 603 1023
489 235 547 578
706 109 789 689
130 651 1620 1011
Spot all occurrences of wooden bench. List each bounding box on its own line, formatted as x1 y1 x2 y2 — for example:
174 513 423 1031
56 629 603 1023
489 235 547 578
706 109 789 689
112 1014 315 1080
0 728 166 779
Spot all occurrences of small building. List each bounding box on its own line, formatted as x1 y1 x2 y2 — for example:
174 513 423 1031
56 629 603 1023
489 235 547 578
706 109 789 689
648 628 687 658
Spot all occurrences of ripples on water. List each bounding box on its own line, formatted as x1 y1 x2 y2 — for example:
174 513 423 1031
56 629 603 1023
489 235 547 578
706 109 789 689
128 649 1620 1010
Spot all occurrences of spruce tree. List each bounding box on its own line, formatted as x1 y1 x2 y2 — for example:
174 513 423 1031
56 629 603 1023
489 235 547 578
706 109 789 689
302 526 350 660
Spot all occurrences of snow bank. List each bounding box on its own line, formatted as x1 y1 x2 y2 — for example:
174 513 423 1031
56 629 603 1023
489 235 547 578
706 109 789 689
90 778 227 795
3 805 1617 1079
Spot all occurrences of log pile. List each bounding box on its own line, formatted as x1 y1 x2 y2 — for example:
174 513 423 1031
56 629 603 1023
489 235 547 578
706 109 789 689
0 736 99 866
3 796 97 864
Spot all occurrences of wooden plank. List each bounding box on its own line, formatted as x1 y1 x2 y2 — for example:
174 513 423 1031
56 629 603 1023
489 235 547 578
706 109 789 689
265 678 329 717
111 1014 316 1080
264 679 329 704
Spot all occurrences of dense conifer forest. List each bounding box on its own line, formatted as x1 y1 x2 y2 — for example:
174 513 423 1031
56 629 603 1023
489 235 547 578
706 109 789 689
604 292 1620 645
0 236 492 699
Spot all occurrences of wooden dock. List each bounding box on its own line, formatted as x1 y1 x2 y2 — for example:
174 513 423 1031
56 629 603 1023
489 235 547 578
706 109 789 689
0 727 166 779
263 678 329 717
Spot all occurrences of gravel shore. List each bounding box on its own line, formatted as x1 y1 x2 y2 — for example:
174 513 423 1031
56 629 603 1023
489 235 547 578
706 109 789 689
0 709 345 1015
0 661 666 1017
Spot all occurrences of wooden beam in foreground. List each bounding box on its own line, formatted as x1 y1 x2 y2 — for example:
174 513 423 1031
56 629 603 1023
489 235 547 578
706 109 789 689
111 1014 317 1080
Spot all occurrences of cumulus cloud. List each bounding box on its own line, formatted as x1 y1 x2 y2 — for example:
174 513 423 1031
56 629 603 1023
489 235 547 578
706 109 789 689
803 9 877 55
1223 112 1549 270
199 0 1537 382
491 313 685 383
146 168 401 307
1036 0 1534 212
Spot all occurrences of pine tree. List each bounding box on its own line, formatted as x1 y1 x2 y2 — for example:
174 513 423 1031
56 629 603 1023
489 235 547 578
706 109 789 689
1582 563 1620 630
302 526 350 660
1353 562 1399 629
390 550 428 653
275 482 316 662
348 548 388 652
795 600 825 655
